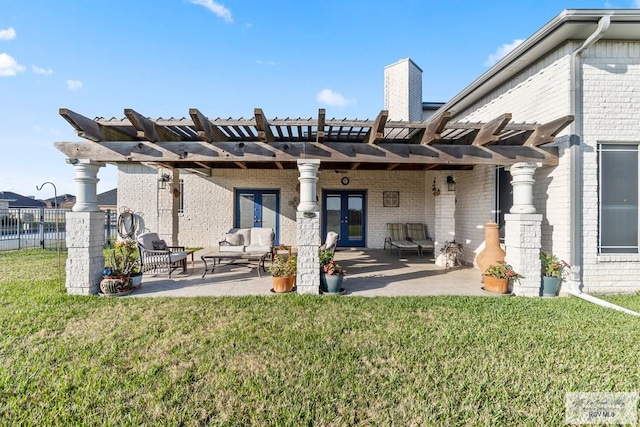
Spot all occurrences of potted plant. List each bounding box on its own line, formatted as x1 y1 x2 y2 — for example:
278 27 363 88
483 261 521 294
321 259 346 294
268 254 297 293
540 252 569 297
101 239 139 295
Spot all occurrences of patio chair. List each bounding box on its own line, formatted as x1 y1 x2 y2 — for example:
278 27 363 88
136 232 187 277
384 223 421 258
320 231 339 260
406 223 435 255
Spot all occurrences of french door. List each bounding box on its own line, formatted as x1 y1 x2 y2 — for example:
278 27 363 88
322 190 366 247
235 189 280 244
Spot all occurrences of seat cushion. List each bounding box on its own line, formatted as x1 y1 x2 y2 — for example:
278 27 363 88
169 251 187 262
152 239 168 250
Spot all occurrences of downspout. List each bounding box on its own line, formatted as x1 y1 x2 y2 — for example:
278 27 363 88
568 15 610 292
565 15 639 316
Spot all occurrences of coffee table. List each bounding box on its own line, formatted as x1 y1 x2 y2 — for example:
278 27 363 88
201 250 269 278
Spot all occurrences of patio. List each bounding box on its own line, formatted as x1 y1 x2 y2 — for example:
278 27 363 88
129 248 489 297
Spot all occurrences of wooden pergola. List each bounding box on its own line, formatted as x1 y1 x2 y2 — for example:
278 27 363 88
56 108 573 173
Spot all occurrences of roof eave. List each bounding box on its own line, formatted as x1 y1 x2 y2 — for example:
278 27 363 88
440 9 640 116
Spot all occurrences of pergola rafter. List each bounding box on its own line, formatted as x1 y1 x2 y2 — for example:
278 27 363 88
55 108 574 171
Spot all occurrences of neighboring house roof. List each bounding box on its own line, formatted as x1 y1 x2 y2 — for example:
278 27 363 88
97 188 117 206
441 9 640 115
0 191 47 208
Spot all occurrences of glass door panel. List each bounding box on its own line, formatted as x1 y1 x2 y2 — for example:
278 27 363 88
323 191 366 247
238 193 255 228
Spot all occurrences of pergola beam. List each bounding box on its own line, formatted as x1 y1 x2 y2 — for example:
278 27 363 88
189 108 228 142
59 108 104 142
316 109 326 143
125 108 158 142
54 140 560 166
421 111 452 145
472 113 512 146
524 115 574 147
365 110 388 144
254 108 275 143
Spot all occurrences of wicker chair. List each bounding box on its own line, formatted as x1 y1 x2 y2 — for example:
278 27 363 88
136 232 187 277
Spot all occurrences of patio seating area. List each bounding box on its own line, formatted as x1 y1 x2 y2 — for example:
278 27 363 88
130 248 487 297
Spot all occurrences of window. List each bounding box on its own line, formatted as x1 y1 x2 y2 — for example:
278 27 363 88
178 179 184 214
599 144 639 254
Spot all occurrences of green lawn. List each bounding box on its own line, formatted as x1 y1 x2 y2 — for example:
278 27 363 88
1 250 639 426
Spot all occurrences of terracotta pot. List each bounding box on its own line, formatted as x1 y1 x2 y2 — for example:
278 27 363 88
100 275 132 294
476 221 506 274
272 276 295 293
483 275 509 294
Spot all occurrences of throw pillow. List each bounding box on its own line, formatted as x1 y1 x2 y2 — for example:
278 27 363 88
152 239 168 250
224 233 241 246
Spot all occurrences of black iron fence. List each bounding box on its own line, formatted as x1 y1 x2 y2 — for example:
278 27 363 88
0 208 117 252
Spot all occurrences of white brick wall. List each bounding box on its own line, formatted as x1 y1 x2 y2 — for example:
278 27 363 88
579 41 640 293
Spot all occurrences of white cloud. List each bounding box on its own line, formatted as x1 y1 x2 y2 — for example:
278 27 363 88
483 38 525 67
0 27 16 41
188 0 233 23
32 65 53 75
66 79 83 90
256 59 275 66
316 89 353 107
0 53 25 76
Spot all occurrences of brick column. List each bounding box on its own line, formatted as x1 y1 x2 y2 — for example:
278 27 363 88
505 214 543 296
66 161 104 295
505 162 542 296
434 192 456 250
296 160 320 294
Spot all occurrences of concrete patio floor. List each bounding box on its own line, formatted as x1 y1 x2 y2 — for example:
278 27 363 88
128 248 493 297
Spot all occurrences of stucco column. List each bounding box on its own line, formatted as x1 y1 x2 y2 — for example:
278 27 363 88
505 162 542 296
434 191 456 250
66 160 105 295
72 161 103 212
296 160 320 294
509 162 541 214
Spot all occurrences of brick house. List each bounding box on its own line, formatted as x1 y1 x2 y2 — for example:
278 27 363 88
56 9 640 295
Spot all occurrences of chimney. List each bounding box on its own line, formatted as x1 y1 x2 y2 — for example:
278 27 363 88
384 58 423 122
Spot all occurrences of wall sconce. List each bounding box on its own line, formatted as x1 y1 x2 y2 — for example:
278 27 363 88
447 175 456 191
158 173 172 190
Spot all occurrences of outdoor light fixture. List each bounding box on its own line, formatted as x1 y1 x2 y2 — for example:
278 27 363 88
158 173 172 190
447 175 456 191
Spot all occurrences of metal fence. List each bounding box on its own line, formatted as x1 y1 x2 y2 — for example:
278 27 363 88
0 207 117 252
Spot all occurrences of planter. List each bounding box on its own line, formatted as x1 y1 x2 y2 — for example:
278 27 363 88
483 275 509 294
322 273 344 294
272 275 295 293
100 275 132 295
130 272 143 288
541 276 561 297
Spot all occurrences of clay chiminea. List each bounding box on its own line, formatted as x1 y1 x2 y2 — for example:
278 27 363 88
476 221 506 274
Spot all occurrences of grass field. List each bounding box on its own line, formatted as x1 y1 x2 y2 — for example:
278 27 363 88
1 250 639 426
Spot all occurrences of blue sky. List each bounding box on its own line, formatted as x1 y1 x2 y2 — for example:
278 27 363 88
0 0 637 200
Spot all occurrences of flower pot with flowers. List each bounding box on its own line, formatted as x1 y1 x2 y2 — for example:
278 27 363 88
321 260 346 294
540 252 569 297
101 239 140 295
483 261 521 294
268 254 297 293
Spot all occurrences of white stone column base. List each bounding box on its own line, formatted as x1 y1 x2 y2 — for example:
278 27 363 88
65 211 105 295
505 213 542 297
296 211 320 295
